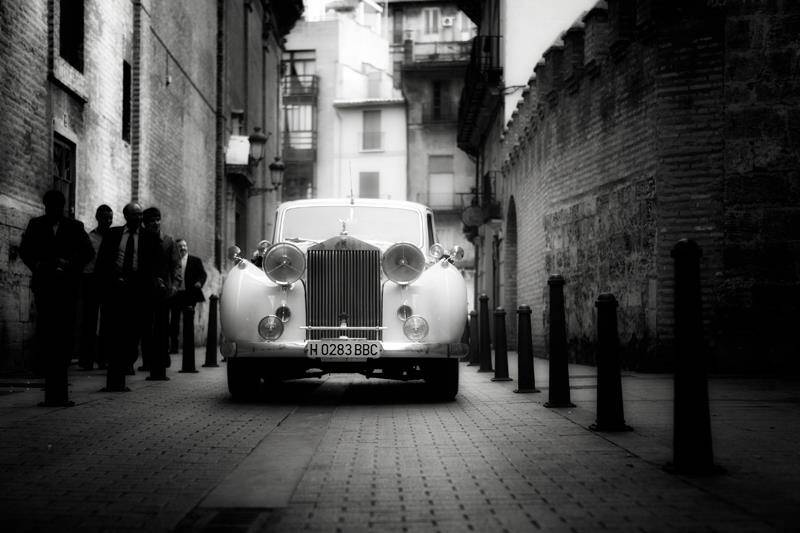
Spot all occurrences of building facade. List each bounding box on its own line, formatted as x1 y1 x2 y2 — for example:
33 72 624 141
0 0 302 372
386 0 477 309
456 0 800 372
282 1 407 205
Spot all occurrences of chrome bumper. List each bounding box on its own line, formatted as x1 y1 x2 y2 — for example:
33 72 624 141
230 340 468 359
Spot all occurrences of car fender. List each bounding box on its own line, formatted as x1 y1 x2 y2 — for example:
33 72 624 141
382 260 468 343
220 260 306 344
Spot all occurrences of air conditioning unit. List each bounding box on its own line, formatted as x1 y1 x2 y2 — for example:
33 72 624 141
441 16 454 27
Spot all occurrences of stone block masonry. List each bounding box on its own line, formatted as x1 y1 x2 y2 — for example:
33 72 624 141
492 0 800 372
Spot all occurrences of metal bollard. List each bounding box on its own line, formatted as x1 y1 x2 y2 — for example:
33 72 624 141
41 354 72 407
492 308 512 381
544 275 574 408
467 310 479 366
668 239 720 475
179 306 199 373
203 295 219 368
100 314 129 392
590 294 631 432
478 294 493 373
459 314 470 363
147 304 170 381
514 305 539 393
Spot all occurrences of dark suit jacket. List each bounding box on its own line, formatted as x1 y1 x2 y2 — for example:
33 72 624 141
183 255 207 303
95 226 165 300
20 215 94 292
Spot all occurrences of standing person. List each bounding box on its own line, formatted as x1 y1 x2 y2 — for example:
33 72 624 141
19 190 94 406
78 204 113 370
141 207 182 379
95 202 152 388
169 238 207 354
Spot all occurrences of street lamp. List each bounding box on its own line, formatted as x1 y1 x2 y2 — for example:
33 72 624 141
248 127 269 168
248 155 285 197
268 156 285 189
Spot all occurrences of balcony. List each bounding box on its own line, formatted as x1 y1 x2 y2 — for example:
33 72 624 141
416 191 475 213
421 102 457 124
282 130 317 162
457 35 503 156
392 40 471 70
282 74 318 104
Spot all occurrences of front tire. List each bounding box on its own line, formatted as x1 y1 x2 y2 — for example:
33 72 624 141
227 358 261 401
424 358 459 401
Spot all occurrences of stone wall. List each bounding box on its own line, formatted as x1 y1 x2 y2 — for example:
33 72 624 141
493 0 800 371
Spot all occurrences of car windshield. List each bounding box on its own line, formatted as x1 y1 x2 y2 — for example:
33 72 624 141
280 205 424 247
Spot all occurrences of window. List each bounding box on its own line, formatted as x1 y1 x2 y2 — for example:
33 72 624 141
428 155 454 209
432 80 449 121
59 0 85 71
423 8 440 35
359 172 380 199
122 61 131 142
392 8 404 44
53 134 77 218
361 110 382 150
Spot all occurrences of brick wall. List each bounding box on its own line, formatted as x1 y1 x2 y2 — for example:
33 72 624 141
0 0 219 372
0 0 50 369
487 0 800 372
717 1 800 371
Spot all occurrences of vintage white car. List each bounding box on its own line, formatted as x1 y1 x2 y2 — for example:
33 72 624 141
220 198 469 400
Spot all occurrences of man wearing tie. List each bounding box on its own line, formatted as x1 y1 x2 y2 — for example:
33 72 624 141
95 202 158 387
169 238 207 354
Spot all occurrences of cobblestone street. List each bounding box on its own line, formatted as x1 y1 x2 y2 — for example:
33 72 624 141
0 351 798 532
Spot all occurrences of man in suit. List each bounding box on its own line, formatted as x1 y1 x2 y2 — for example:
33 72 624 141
95 202 160 389
20 190 94 406
169 238 207 354
141 207 181 379
79 204 113 370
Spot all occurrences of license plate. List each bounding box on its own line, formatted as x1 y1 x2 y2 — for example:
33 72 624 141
305 340 382 359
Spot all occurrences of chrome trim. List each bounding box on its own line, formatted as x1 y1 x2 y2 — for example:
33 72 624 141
306 248 382 340
300 325 387 331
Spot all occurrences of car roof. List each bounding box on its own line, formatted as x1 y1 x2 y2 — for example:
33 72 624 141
278 198 430 213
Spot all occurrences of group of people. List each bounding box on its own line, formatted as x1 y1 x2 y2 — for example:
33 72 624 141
19 190 207 405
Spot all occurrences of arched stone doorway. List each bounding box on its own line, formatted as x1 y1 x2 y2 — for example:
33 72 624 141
504 197 519 349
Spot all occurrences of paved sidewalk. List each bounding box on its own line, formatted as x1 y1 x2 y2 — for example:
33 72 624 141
0 350 798 532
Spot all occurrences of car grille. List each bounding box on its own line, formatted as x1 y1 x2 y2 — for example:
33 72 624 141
306 248 382 340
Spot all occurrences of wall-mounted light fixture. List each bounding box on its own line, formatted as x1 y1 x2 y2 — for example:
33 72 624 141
268 156 285 189
248 127 269 168
249 155 285 197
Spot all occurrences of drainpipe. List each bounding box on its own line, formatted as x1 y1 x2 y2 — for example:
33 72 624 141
131 1 142 202
214 0 225 271
473 151 481 311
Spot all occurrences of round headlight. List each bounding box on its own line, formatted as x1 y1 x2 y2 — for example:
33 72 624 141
263 242 305 285
397 304 413 321
258 315 284 341
382 243 425 285
276 306 291 323
429 243 445 260
451 245 465 261
403 315 429 342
